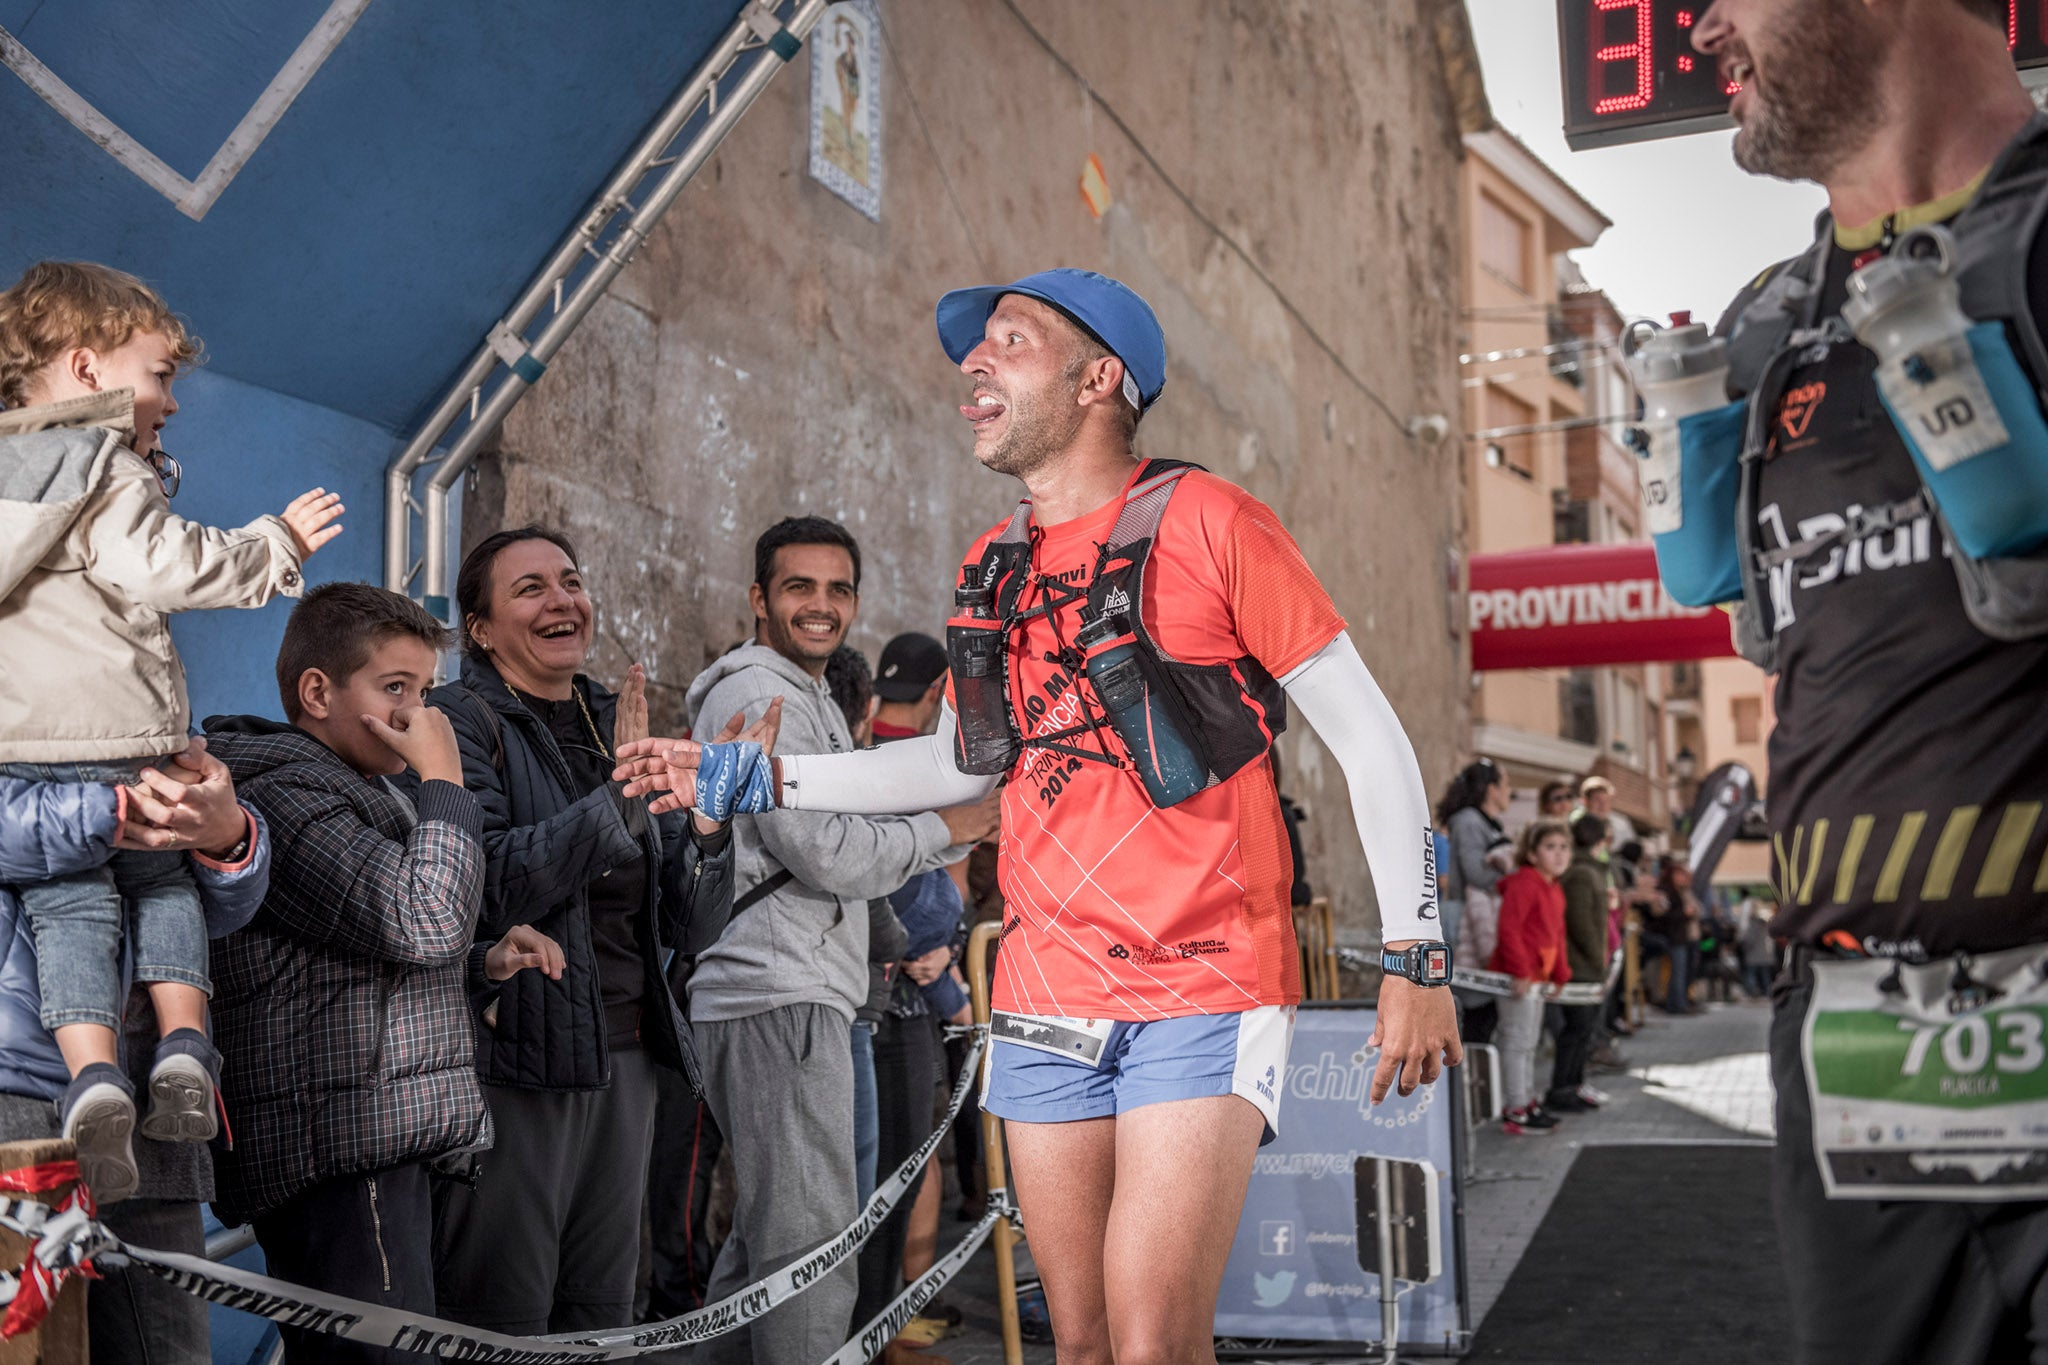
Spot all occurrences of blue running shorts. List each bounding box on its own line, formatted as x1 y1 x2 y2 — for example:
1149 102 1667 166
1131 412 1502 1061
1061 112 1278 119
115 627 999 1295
982 1004 1296 1144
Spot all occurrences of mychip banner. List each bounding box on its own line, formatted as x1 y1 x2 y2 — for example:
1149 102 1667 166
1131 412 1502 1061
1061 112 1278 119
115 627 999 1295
1213 1005 1467 1351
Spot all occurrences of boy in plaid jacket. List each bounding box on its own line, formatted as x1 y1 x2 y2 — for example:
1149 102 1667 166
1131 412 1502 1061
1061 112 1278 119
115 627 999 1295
205 584 559 1365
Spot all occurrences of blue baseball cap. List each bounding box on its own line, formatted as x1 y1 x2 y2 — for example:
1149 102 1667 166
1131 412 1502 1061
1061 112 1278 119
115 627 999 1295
935 268 1167 411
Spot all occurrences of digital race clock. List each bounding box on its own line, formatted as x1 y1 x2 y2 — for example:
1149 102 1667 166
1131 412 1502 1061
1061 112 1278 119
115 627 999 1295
1560 0 2048 150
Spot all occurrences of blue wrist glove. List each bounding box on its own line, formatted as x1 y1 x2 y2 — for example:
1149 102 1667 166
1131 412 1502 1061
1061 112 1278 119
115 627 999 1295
693 741 776 822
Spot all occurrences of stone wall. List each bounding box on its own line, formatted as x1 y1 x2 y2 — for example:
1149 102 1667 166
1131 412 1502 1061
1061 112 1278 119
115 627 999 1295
474 0 1475 941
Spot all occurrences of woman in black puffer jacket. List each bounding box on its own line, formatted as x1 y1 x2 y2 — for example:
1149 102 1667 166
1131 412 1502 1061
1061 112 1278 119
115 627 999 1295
428 525 767 1335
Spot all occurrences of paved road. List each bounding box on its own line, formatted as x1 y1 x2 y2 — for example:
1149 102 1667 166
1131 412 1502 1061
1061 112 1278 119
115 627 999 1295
928 998 1775 1365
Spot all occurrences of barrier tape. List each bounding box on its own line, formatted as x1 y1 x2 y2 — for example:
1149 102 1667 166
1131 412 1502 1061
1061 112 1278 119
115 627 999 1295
0 1028 992 1362
1449 966 1607 1005
0 1166 100 1339
819 1204 1006 1365
1334 946 1617 1006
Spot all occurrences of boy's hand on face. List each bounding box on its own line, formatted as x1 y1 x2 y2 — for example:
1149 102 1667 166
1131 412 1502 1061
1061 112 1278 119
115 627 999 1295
361 704 464 786
281 489 345 560
486 924 566 982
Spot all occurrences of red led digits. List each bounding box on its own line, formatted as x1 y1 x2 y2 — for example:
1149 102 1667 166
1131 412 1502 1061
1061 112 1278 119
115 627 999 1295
1564 0 2046 149
1591 0 1656 114
2004 0 2048 48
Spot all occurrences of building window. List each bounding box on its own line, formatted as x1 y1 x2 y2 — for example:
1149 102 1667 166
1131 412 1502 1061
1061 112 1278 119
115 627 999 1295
1554 490 1590 545
1614 675 1645 761
1560 669 1599 746
1483 386 1537 479
1732 695 1762 745
1547 314 1584 388
1478 190 1532 294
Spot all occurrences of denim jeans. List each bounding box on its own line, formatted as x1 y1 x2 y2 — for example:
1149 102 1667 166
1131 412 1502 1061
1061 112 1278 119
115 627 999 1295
1640 931 1695 1012
851 1020 878 1208
0 760 210 1030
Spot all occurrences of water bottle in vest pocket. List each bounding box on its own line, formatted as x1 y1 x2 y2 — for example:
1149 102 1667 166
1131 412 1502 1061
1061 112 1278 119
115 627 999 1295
1624 319 1747 606
1076 612 1208 808
947 570 1021 775
1846 225 2048 559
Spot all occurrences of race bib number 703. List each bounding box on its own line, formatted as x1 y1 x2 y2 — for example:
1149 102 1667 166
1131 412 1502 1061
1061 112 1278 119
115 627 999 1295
1804 947 2048 1201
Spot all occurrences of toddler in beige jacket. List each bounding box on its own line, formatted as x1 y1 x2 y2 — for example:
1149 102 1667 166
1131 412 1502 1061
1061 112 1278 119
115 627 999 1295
0 261 342 1201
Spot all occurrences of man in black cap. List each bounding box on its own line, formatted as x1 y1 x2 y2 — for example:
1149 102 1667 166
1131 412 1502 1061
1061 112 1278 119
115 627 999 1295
870 632 948 744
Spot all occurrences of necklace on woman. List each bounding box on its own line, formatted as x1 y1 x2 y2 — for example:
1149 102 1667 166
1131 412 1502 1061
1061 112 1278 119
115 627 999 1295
504 678 610 761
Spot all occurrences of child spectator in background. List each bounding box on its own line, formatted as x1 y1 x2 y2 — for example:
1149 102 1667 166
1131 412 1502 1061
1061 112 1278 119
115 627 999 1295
1546 815 1612 1115
0 261 343 1201
1491 818 1572 1136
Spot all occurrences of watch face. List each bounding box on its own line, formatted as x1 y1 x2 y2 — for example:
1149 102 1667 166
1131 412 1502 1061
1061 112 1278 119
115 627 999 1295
1423 947 1450 983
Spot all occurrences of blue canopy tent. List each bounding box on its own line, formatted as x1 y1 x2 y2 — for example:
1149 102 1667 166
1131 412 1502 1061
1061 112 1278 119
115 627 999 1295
0 0 820 722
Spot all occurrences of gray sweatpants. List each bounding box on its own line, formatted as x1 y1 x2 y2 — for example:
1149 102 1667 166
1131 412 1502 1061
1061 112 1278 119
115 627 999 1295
694 1003 857 1365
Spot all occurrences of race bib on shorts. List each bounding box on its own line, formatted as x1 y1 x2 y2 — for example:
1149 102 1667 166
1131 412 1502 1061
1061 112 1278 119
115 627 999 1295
1803 945 2048 1201
990 1011 1117 1067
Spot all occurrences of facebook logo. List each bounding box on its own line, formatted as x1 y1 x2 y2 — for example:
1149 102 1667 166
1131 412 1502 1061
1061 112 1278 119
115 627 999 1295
1261 1220 1296 1256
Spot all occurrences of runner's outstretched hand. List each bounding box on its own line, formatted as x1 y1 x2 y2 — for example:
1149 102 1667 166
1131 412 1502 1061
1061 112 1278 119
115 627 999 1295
1367 967 1462 1104
614 698 784 817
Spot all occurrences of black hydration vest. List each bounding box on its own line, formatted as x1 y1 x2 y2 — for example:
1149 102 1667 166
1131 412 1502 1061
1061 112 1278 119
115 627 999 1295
965 459 1287 792
1719 114 2048 670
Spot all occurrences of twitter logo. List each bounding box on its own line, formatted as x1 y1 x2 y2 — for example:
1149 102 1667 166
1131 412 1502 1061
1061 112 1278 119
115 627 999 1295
1252 1270 1297 1308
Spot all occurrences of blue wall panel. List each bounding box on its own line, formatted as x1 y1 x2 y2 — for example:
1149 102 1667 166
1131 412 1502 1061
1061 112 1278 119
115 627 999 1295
1 1 758 718
1 2 736 427
163 368 399 726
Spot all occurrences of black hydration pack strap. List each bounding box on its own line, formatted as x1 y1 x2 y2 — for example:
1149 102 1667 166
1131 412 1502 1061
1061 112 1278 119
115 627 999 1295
733 868 794 915
1754 492 1933 572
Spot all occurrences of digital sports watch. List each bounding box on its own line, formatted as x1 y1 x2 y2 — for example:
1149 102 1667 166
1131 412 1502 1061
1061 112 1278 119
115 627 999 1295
1380 941 1452 987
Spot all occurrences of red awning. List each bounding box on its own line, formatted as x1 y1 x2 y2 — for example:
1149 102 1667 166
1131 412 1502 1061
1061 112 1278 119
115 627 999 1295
1469 542 1737 671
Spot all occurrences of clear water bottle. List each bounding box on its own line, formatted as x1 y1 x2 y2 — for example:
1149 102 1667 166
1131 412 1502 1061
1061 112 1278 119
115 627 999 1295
1623 314 1732 537
1623 314 1747 606
1076 613 1207 808
1843 224 2048 557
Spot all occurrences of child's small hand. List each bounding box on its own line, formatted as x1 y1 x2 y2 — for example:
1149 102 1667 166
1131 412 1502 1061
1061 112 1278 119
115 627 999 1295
486 925 566 982
281 489 344 560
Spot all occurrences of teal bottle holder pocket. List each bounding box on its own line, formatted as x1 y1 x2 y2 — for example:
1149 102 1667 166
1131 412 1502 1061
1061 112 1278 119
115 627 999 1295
1874 321 2048 560
1648 399 1747 607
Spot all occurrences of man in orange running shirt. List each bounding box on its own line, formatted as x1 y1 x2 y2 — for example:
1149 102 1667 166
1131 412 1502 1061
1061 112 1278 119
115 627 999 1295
619 269 1460 1363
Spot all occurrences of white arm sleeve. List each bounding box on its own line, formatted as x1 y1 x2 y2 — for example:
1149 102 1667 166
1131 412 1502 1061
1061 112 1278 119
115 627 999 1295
1280 633 1442 946
778 705 1000 813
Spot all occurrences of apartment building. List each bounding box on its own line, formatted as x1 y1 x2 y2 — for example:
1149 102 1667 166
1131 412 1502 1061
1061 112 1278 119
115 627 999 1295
1459 127 1676 838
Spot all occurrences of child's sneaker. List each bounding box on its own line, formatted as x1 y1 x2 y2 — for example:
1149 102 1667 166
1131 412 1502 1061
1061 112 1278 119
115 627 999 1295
140 1028 219 1143
1501 1104 1558 1137
59 1063 137 1203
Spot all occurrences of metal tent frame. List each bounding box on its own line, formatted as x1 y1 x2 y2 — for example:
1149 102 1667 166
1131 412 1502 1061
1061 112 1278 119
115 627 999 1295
384 0 827 614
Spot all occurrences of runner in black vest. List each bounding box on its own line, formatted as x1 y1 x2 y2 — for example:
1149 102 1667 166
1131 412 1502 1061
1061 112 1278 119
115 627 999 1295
1694 3 2048 1361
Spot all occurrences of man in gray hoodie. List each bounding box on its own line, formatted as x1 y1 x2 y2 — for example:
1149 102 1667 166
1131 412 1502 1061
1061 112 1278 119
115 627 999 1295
682 515 995 1365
